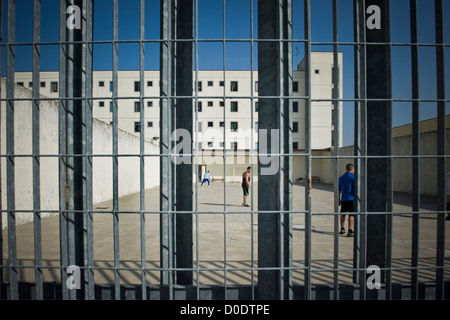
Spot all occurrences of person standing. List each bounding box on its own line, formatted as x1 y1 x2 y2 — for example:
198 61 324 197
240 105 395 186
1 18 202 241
242 166 251 207
201 170 211 186
339 163 355 237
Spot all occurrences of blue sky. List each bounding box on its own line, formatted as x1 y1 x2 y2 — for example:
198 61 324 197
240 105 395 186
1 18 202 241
2 0 450 146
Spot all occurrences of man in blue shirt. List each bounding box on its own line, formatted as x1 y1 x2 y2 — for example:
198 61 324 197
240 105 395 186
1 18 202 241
339 163 355 237
201 171 211 186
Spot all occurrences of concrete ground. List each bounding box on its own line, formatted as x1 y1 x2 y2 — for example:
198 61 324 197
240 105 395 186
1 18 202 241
2 181 450 286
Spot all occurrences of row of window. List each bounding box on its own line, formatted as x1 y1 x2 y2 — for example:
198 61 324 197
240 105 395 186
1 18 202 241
133 120 300 134
16 79 302 95
16 81 59 92
100 100 302 113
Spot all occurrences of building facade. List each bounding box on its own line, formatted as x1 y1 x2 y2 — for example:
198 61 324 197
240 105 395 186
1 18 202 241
13 52 343 182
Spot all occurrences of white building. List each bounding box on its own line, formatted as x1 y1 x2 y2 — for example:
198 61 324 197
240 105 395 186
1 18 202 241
13 52 343 182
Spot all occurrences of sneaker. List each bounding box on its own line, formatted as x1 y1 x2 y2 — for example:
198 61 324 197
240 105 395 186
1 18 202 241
347 229 354 237
243 203 250 207
339 227 345 235
446 215 450 221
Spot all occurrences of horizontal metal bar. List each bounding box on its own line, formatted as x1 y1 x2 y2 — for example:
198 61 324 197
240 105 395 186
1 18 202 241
2 39 450 47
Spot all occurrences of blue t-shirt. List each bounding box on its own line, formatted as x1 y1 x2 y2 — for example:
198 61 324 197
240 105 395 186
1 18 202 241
339 172 354 202
204 172 210 180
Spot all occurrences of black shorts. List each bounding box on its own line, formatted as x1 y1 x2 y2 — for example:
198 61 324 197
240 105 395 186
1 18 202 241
341 200 355 217
242 185 249 196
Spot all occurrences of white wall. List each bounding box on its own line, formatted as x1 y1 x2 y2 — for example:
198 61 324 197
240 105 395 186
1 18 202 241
1 79 160 227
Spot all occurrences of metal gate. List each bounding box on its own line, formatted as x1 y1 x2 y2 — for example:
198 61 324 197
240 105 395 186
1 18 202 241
0 0 449 300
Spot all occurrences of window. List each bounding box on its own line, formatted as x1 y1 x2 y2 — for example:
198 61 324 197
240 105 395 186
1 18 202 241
293 101 298 112
219 81 224 87
207 141 213 147
208 81 213 87
293 142 299 150
255 102 259 112
197 101 202 112
255 122 258 132
231 142 238 151
197 142 203 150
147 121 153 127
40 81 46 88
197 81 202 92
208 121 213 128
230 121 238 132
99 81 105 87
197 121 202 133
255 81 258 92
231 101 238 112
230 81 238 92
293 122 299 133
16 82 24 86
110 101 113 112
147 81 153 87
147 101 153 107
50 81 58 93
99 101 105 107
208 101 213 107
134 122 141 133
29 82 33 87
315 69 320 74
109 81 113 92
220 101 224 107
219 121 224 127
219 142 225 148
134 81 140 92
293 81 298 92
134 101 141 113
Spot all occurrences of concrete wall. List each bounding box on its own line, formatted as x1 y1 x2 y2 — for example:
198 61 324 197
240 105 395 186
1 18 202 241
1 80 160 227
335 128 450 196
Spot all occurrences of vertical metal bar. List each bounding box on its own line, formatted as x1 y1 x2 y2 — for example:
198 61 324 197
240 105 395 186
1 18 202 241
365 0 391 292
304 0 312 300
59 0 69 301
160 0 174 295
0 0 4 296
257 0 292 300
32 0 43 301
221 0 226 299
66 0 85 300
354 0 367 299
249 0 255 301
410 0 420 301
6 0 17 300
332 0 340 301
83 0 95 300
175 0 193 286
112 0 120 300
434 0 446 300
139 0 147 300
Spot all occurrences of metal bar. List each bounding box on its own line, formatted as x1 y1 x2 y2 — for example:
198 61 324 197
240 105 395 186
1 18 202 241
159 0 175 297
332 0 340 300
0 0 3 296
304 0 312 300
112 0 120 300
6 0 17 301
434 0 446 300
365 0 391 294
354 0 368 299
32 0 43 301
410 0 420 301
175 0 193 286
139 0 147 300
59 0 69 301
257 0 292 300
83 0 95 300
